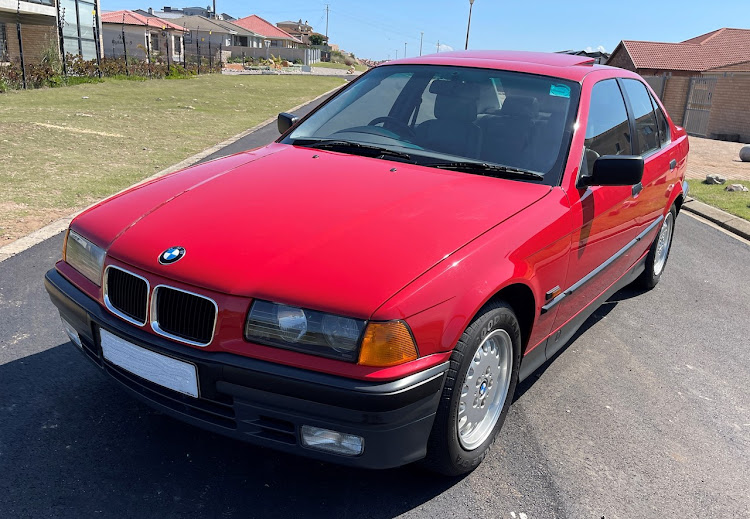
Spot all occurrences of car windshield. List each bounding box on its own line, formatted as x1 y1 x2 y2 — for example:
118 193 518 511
283 64 580 185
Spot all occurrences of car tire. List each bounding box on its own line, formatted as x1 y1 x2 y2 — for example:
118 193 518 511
422 300 521 476
636 205 677 290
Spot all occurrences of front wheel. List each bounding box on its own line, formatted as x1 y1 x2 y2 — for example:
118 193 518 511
422 301 521 476
636 206 676 289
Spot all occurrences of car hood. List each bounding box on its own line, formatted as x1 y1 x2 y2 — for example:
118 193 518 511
85 144 551 318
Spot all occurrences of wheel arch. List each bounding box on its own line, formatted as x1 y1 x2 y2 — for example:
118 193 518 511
674 192 685 214
482 282 537 354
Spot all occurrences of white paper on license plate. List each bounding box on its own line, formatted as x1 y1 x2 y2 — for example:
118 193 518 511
100 328 199 398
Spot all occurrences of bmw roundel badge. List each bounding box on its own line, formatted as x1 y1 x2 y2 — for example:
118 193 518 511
159 246 186 265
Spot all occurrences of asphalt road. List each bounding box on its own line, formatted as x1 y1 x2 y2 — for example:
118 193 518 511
1 108 749 518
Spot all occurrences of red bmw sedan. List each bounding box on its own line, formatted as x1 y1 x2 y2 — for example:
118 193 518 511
45 50 689 475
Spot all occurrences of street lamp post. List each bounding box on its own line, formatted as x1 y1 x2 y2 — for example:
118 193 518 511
465 0 475 50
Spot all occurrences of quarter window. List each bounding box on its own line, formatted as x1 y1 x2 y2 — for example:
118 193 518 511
584 79 632 176
622 79 660 155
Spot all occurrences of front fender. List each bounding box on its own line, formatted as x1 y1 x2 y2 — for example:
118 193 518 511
374 188 574 357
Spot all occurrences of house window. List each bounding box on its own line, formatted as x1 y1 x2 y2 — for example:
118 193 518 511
60 0 98 60
0 23 8 61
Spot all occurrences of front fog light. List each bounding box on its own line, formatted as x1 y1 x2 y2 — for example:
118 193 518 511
61 318 82 348
301 425 364 456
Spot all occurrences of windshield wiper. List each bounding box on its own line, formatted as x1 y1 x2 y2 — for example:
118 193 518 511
291 139 413 161
427 161 545 181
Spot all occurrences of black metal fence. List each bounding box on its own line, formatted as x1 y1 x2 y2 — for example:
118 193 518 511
0 50 223 91
1 10 224 91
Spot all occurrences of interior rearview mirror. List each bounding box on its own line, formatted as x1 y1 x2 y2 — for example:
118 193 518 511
278 112 299 134
580 155 644 188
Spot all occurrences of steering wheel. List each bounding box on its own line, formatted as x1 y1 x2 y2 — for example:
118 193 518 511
368 116 417 141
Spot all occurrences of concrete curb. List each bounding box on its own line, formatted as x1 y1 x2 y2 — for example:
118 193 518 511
0 84 343 264
682 198 750 241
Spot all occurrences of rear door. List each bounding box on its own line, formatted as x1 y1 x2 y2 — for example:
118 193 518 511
619 78 681 236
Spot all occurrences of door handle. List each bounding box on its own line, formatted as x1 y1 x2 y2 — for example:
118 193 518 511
632 182 643 197
670 159 677 170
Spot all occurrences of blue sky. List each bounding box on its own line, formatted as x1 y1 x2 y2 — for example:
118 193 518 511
103 0 749 60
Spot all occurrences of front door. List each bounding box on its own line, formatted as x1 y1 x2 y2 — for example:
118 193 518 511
549 78 643 337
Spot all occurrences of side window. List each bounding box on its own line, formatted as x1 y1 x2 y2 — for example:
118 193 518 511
584 79 632 176
622 79 660 155
650 92 670 146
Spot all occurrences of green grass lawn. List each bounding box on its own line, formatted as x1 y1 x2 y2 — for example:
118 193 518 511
687 179 750 221
0 74 344 243
313 61 368 72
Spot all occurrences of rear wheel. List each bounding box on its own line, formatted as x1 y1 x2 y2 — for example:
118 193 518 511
422 301 521 476
637 206 676 289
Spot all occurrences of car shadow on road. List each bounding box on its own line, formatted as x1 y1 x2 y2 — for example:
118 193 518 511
513 284 647 401
0 342 462 518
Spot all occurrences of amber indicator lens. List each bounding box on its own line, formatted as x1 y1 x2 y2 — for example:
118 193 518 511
358 321 418 367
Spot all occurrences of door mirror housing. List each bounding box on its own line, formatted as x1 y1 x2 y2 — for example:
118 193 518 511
580 155 644 188
277 112 299 134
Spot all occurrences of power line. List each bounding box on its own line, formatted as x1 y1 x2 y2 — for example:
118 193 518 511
329 8 422 43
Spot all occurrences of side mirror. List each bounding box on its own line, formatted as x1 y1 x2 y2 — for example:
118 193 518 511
277 112 299 134
580 155 644 187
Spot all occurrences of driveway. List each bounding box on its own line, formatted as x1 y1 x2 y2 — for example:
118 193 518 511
1 108 748 518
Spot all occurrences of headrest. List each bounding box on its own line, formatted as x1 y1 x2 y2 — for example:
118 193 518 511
501 96 539 118
430 81 479 123
429 80 479 98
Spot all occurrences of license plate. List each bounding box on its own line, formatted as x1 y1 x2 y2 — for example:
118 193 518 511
100 328 199 398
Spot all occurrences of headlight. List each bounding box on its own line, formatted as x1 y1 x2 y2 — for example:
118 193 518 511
244 300 365 361
63 229 106 286
244 300 419 366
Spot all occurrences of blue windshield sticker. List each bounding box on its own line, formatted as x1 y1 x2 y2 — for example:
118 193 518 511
550 84 571 98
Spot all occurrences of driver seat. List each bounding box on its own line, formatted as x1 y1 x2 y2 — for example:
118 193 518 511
416 81 482 159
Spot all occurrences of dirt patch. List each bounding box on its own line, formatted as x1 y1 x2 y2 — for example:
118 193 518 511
33 122 125 138
0 204 73 245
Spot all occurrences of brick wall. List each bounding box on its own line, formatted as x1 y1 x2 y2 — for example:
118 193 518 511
4 23 58 64
661 76 691 126
705 74 750 142
605 48 635 71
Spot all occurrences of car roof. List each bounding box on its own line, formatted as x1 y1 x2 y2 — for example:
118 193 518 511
382 50 626 82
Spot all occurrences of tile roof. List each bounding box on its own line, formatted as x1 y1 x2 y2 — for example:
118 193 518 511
232 15 303 43
101 10 186 31
619 28 750 72
170 15 261 37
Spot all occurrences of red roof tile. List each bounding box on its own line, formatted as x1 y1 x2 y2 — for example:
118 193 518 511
101 10 186 32
620 28 750 72
233 15 303 43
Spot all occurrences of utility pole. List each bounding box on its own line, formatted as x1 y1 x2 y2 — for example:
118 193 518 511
436 40 440 53
419 31 423 56
395 49 398 60
465 0 475 50
122 12 129 76
57 3 66 76
404 42 407 58
16 0 26 89
325 4 329 39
